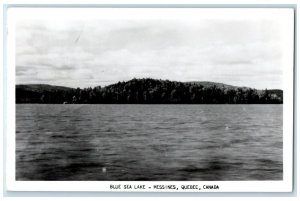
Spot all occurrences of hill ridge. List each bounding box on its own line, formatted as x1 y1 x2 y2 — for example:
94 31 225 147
16 78 283 104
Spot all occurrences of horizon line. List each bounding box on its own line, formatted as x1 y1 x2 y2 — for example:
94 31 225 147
15 78 283 91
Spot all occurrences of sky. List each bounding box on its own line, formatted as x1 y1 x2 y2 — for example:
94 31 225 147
15 9 293 89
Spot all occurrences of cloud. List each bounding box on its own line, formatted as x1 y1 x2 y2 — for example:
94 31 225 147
16 18 286 89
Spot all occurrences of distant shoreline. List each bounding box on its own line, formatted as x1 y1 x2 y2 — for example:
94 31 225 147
16 78 283 104
16 103 283 105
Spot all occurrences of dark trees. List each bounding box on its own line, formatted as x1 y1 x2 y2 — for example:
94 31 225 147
16 78 283 104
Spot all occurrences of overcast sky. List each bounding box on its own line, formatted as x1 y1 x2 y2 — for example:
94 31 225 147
16 11 290 89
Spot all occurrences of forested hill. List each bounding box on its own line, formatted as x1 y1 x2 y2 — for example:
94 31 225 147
16 78 283 104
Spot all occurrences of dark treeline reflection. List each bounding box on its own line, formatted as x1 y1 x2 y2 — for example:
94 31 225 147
16 78 283 104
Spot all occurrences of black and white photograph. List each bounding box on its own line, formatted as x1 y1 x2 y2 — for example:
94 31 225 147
5 7 294 192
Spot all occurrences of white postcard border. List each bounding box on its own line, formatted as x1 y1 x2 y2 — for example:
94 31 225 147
4 7 295 192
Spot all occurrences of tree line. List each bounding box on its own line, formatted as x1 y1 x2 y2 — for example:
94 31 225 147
16 78 283 104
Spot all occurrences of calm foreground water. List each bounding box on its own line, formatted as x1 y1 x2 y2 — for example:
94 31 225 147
16 104 282 181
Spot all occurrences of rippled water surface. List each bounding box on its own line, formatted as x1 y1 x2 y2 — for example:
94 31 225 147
16 104 282 181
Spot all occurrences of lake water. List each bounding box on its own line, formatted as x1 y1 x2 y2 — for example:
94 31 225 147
16 104 283 181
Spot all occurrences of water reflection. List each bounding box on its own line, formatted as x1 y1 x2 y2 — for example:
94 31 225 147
16 104 283 181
